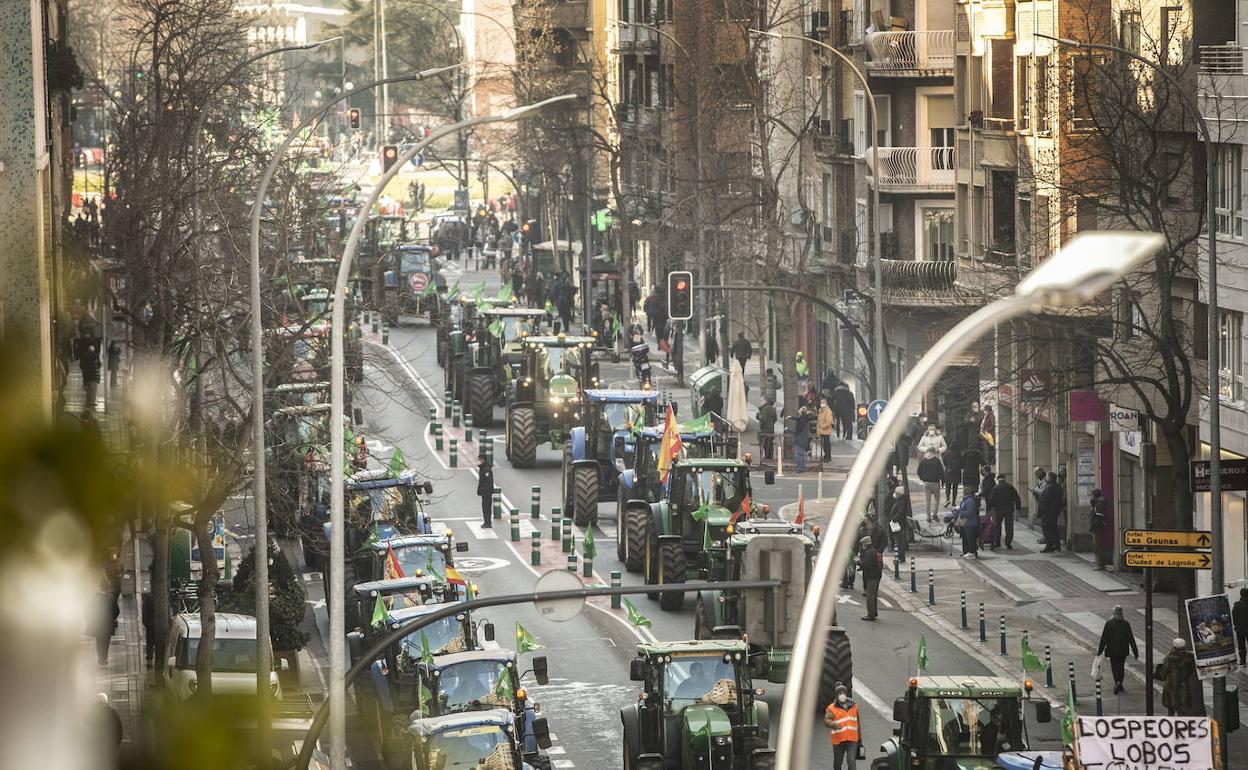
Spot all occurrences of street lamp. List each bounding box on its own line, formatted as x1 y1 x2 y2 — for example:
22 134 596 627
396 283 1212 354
750 29 885 402
774 231 1166 770
326 93 577 767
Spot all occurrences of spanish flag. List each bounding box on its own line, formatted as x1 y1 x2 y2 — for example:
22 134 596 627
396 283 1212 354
793 486 806 526
729 493 752 528
657 403 683 484
444 565 467 586
383 544 405 579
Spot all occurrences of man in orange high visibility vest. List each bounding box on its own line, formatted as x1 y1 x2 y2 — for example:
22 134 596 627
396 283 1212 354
825 681 862 770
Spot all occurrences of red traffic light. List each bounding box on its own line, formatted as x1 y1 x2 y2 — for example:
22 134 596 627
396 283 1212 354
667 270 693 321
382 145 399 173
675 280 687 291
384 147 397 159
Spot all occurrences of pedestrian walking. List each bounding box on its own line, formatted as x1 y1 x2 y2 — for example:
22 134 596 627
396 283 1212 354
956 485 980 559
731 331 752 373
704 326 719 366
141 591 156 667
917 450 944 521
107 341 121 388
757 399 777 461
960 445 984 490
817 399 835 462
824 682 862 770
1096 606 1139 694
1037 472 1063 553
858 535 882 621
979 465 996 503
916 423 947 456
1234 588 1248 666
887 486 911 560
1089 488 1109 569
477 457 494 528
93 692 123 756
1157 638 1205 716
791 406 813 473
831 381 856 440
763 367 779 403
77 335 101 409
94 586 119 665
941 447 960 507
653 295 668 343
985 474 1021 550
643 291 660 333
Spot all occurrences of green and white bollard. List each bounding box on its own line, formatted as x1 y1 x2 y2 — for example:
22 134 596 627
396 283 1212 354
562 518 573 553
448 438 458 467
550 514 561 542
610 571 622 609
567 551 578 573
492 487 502 520
371 315 379 333
509 508 520 542
382 326 390 345
434 422 444 452
477 428 487 446
531 532 542 565
443 392 452 419
452 400 462 428
582 552 593 578
530 486 541 518
465 413 474 432
482 438 493 466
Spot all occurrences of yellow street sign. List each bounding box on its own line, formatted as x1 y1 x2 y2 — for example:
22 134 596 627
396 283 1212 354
1122 529 1212 549
1124 550 1212 570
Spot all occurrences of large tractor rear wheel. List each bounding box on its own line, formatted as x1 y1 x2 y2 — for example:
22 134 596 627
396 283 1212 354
818 628 855 713
467 372 494 428
657 541 686 611
508 407 537 468
571 465 599 527
622 505 648 573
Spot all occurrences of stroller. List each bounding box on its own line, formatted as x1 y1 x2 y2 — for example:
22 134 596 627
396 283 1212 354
941 507 996 548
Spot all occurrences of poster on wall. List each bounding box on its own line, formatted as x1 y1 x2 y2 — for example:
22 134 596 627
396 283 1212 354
1184 593 1239 679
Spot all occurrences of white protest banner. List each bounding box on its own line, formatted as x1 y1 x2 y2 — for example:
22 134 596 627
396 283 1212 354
1075 716 1215 770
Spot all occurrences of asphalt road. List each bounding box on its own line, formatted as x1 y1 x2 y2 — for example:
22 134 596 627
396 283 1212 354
294 262 1063 767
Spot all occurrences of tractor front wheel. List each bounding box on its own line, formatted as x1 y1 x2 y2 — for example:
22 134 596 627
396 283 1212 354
623 505 648 573
508 407 537 468
657 541 686 611
467 372 494 428
571 465 600 527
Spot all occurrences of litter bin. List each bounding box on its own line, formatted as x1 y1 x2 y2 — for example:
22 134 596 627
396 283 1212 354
688 364 726 418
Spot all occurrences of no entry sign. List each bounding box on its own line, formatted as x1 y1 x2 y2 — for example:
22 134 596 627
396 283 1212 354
1075 716 1215 770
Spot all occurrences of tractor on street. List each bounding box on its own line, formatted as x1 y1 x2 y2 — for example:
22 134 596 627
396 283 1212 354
561 389 659 527
408 708 553 770
459 306 550 427
621 640 775 770
503 334 599 468
690 517 853 714
871 675 1052 770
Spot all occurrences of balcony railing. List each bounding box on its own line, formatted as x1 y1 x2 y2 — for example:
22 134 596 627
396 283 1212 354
868 146 955 191
865 30 955 74
1199 44 1246 74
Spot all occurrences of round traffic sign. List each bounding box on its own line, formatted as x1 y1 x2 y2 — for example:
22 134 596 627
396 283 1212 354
533 569 586 622
408 272 429 292
866 399 888 425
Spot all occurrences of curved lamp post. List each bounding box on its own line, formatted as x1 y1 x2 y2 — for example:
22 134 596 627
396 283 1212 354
774 231 1166 770
325 93 577 767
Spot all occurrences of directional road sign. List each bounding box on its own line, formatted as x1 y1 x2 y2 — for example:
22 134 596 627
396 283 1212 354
1122 529 1212 550
866 399 888 425
1124 550 1212 570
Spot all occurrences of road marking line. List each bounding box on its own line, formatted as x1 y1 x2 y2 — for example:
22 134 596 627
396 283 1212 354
545 747 567 755
852 677 891 719
463 521 499 540
370 338 657 645
552 761 575 769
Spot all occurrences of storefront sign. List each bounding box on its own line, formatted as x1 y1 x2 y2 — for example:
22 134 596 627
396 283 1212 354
1118 430 1142 457
1019 368 1053 401
1124 551 1212 569
1070 390 1107 421
1075 716 1214 770
1190 458 1248 492
1108 403 1141 432
1185 593 1240 680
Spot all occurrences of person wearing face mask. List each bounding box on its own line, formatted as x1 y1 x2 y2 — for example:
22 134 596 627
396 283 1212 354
916 423 947 456
824 682 862 770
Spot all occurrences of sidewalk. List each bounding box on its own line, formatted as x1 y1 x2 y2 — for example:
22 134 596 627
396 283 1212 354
87 529 150 748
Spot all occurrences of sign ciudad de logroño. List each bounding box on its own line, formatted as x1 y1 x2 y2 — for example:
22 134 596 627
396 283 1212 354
1075 716 1215 770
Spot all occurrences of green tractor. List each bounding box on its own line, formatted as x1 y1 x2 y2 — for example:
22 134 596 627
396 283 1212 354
621 640 775 770
871 676 1052 770
436 294 490 371
503 334 599 468
691 517 853 714
562 389 659 527
459 306 549 428
628 458 761 611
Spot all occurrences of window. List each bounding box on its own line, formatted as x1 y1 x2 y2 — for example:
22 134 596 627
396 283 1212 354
853 91 867 156
820 65 832 122
922 207 955 260
855 200 869 265
1216 144 1243 238
1220 310 1243 399
931 127 954 170
1119 11 1142 55
1035 57 1051 134
1017 57 1031 132
822 172 833 225
874 95 892 147
1161 7 1184 65
990 171 1016 254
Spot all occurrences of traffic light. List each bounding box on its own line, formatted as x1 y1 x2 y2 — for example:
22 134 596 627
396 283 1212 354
667 270 693 320
348 107 361 130
382 145 399 173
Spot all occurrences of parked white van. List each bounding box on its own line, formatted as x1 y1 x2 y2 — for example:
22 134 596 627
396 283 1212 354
163 612 281 700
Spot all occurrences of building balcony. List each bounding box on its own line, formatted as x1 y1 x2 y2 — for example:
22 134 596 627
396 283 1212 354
544 0 590 35
867 146 955 193
616 103 662 132
615 21 658 52
865 30 954 76
1199 44 1245 74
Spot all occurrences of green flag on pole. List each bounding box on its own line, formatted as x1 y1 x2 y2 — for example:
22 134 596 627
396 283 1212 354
420 279 437 298
1020 636 1046 674
386 447 406 479
425 549 443 582
448 280 460 297
917 634 929 673
1061 683 1077 746
489 318 504 339
370 593 387 628
680 414 713 433
690 502 711 522
496 283 513 300
494 666 514 702
516 622 542 654
420 632 435 666
623 598 652 628
470 281 487 300
702 520 713 551
582 527 597 559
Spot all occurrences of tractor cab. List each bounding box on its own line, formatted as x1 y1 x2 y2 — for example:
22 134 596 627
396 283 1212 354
503 335 599 467
458 307 551 428
305 469 435 572
383 243 444 321
562 389 660 526
872 676 1052 770
409 709 552 770
346 576 442 636
622 640 774 770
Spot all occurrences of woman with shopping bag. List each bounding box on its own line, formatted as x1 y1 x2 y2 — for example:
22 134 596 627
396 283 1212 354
1096 605 1139 694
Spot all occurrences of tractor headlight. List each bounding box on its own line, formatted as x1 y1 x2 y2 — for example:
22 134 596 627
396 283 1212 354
714 736 730 746
550 396 563 404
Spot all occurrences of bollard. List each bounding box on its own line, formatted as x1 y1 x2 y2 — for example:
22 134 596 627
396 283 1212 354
567 551 578 573
611 571 622 609
893 558 900 581
979 603 986 643
492 489 502 520
449 438 458 468
1095 677 1103 716
382 326 390 345
364 310 371 327
999 616 1007 656
478 428 487 446
960 591 968 629
483 438 493 466
1045 645 1054 688
562 518 573 553
1068 661 1077 703
927 568 935 606
531 532 541 565
443 394 452 419
510 508 520 542
531 486 541 518
452 400 462 428
464 413 474 434
550 515 561 542
434 422 444 452
583 553 593 578
372 316 379 333
910 557 917 593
